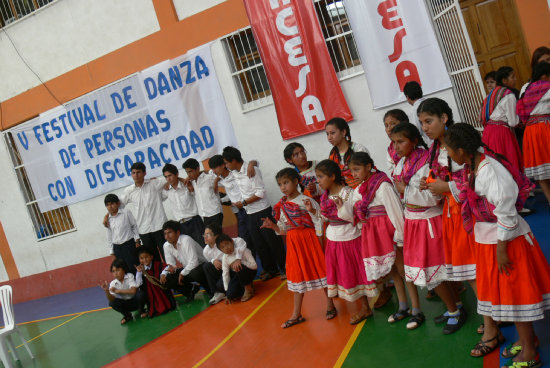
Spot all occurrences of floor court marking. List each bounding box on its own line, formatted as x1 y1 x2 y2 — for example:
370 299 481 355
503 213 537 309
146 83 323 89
16 307 111 326
192 281 287 368
333 320 366 368
14 312 84 349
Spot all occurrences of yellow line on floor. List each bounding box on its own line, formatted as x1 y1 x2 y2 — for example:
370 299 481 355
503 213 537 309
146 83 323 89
15 312 84 349
17 307 111 326
332 319 366 368
192 281 287 368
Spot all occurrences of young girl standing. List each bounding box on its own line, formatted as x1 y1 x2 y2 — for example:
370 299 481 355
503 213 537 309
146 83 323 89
309 160 377 324
517 62 550 206
261 168 334 328
392 122 465 334
340 151 413 326
383 109 410 174
444 123 550 366
418 98 477 299
325 117 369 189
284 142 322 202
479 68 523 171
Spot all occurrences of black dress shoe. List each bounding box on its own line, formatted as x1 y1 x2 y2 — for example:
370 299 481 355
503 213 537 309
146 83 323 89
443 312 466 334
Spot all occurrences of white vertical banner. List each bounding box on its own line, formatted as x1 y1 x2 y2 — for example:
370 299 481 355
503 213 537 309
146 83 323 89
343 0 452 108
10 43 238 212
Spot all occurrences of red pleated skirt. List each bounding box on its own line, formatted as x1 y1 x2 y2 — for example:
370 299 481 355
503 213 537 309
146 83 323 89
360 215 396 282
285 227 327 293
523 120 550 180
482 124 523 171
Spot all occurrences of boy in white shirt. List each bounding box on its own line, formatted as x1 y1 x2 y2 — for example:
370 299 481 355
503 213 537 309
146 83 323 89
160 220 211 302
105 194 141 274
100 259 145 325
404 81 431 146
182 159 223 229
222 146 286 282
162 163 205 245
217 234 257 303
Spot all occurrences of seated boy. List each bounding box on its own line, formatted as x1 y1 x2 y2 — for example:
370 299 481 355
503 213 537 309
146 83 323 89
160 220 211 302
101 258 145 325
104 194 140 274
135 247 176 317
217 234 257 303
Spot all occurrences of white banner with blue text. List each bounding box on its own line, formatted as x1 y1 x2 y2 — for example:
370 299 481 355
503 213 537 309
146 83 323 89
343 0 452 109
11 43 238 212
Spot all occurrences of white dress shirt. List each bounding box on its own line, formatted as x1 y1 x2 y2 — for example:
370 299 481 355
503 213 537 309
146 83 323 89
122 178 167 234
163 181 198 220
204 237 247 263
233 162 270 214
109 273 137 300
473 154 531 244
217 171 242 214
339 181 404 245
192 172 222 218
488 93 519 127
222 244 257 291
106 208 140 254
163 234 207 276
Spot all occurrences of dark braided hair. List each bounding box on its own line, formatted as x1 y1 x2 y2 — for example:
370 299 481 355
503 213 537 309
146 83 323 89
496 66 514 87
531 61 550 82
383 109 409 124
349 151 377 171
326 117 354 164
444 123 511 191
390 122 428 150
315 159 345 186
275 167 305 193
417 98 454 176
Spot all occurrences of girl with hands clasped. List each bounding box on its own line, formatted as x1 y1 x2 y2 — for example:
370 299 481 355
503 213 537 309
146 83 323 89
261 168 332 328
392 122 462 333
311 160 377 325
339 152 412 328
444 124 550 367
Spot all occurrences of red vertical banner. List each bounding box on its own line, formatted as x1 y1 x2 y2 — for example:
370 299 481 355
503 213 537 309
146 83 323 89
243 0 353 140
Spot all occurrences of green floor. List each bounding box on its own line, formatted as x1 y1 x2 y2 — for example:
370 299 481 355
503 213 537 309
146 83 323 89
11 294 210 368
343 286 483 368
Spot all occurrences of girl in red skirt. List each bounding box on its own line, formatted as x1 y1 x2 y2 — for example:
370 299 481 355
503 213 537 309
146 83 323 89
261 168 334 328
341 151 411 327
283 142 322 202
445 123 550 367
393 121 465 334
517 62 550 206
418 98 476 319
310 160 377 324
478 68 523 171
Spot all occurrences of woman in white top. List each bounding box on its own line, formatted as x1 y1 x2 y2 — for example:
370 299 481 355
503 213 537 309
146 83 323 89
325 117 369 189
445 123 550 365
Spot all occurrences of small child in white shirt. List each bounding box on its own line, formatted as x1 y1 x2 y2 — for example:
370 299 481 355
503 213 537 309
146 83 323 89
101 259 145 325
216 234 257 303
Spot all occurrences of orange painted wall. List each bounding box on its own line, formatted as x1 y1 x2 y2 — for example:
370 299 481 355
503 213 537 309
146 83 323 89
515 0 550 55
0 0 250 131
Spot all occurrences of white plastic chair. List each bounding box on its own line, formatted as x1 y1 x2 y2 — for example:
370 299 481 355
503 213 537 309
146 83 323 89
0 285 33 368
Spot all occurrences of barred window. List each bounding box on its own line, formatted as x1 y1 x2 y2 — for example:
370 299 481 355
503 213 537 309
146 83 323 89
3 131 76 240
221 0 362 109
0 0 55 28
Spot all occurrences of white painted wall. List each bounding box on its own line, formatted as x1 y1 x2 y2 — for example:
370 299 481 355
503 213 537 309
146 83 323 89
0 0 160 102
172 0 227 20
0 3 460 281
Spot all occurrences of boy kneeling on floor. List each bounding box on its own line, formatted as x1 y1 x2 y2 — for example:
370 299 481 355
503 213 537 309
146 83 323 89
101 258 146 325
217 234 257 303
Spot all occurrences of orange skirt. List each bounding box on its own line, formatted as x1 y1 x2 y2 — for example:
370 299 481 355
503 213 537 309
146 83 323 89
442 194 476 281
523 120 550 180
476 233 550 321
286 227 327 294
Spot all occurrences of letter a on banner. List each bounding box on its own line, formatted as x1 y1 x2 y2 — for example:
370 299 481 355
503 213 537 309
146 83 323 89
243 0 353 140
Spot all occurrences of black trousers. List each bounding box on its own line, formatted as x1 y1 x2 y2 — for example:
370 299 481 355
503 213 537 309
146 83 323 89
203 213 223 230
247 207 286 275
224 266 257 299
180 215 205 246
203 262 224 294
113 238 139 274
236 208 255 256
109 289 146 318
140 230 165 262
164 264 211 297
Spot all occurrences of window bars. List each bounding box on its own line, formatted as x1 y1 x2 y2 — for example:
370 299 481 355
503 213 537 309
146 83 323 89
0 0 55 28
